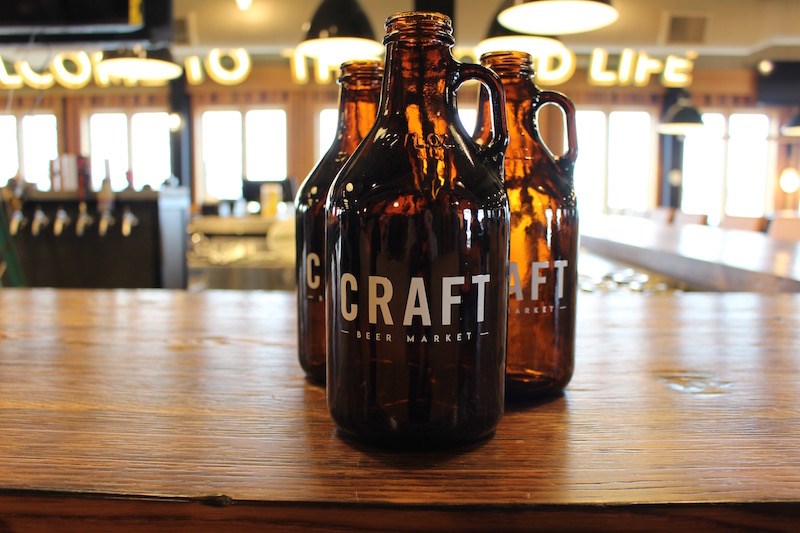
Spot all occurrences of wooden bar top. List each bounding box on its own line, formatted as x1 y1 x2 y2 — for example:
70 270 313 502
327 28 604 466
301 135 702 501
581 214 800 292
1 289 799 531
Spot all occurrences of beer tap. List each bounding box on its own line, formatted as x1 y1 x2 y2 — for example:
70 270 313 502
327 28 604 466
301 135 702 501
53 206 71 237
75 202 94 237
9 209 25 236
31 205 49 236
7 176 26 236
76 156 93 237
121 207 138 237
97 176 115 237
98 209 114 237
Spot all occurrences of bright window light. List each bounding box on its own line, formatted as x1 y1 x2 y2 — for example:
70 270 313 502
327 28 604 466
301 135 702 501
89 113 129 191
317 108 339 160
726 114 769 218
607 111 652 212
201 110 243 201
457 108 478 136
0 116 20 183
682 113 725 225
574 110 607 217
246 109 288 181
131 112 172 190
21 114 58 191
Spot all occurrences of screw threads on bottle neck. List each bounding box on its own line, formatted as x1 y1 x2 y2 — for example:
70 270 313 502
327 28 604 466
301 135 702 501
384 11 454 46
338 60 384 88
480 51 535 79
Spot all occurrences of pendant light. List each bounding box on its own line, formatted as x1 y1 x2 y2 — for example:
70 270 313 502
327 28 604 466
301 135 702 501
96 47 182 84
781 111 800 137
475 1 565 61
658 97 704 136
296 0 383 67
498 0 619 35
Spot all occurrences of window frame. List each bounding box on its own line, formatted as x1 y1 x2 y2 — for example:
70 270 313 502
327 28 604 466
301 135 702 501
574 104 661 216
193 103 289 204
0 109 60 189
680 106 780 222
81 106 171 191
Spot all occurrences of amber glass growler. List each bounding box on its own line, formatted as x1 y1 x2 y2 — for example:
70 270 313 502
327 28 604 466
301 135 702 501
476 51 579 399
295 60 383 383
326 12 510 447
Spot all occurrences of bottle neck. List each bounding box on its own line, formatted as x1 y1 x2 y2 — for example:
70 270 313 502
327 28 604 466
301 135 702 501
338 79 381 153
378 39 455 119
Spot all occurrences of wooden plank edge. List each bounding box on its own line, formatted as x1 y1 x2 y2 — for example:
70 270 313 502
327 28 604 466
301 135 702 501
1 491 798 532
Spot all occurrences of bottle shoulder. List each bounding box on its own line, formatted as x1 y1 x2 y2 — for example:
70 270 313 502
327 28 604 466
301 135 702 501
296 142 350 207
328 118 507 211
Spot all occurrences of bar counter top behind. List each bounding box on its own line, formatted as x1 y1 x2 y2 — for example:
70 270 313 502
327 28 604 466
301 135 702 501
0 289 799 531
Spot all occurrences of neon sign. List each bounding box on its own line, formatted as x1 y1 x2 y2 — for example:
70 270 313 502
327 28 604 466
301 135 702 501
0 49 252 90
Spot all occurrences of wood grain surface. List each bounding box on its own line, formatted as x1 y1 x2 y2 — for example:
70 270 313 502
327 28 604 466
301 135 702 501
1 289 799 530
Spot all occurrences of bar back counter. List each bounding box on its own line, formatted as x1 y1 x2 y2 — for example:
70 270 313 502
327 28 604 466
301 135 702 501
581 214 800 292
9 188 190 289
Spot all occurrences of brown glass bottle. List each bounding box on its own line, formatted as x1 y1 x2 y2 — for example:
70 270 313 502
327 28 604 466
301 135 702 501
476 51 579 399
325 12 510 447
295 60 383 383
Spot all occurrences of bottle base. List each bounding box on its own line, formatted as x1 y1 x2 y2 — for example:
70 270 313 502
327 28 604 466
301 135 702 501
505 372 568 402
330 400 502 450
300 362 326 385
334 424 496 451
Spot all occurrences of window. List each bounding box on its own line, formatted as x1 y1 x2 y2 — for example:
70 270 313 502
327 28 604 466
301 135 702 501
457 108 478 135
574 111 607 216
681 114 725 224
88 111 172 191
201 111 242 201
726 114 770 217
574 109 657 217
0 116 20 183
317 108 339 159
89 113 129 191
0 113 59 190
682 112 772 224
21 115 59 191
198 108 288 201
131 113 172 190
246 109 288 182
607 111 654 213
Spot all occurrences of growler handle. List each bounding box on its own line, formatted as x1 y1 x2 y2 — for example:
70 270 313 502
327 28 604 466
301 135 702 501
533 91 578 175
454 63 508 160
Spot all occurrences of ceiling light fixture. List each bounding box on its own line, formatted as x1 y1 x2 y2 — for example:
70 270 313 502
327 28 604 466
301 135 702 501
658 96 704 136
236 0 253 11
781 111 800 137
498 0 619 35
96 47 182 84
295 0 383 83
475 2 565 61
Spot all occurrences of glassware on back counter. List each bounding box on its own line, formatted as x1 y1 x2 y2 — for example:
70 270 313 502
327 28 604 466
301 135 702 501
476 51 579 400
325 11 510 447
295 60 383 384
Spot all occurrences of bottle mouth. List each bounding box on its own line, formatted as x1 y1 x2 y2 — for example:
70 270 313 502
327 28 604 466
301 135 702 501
384 11 454 46
338 59 384 84
479 51 535 77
